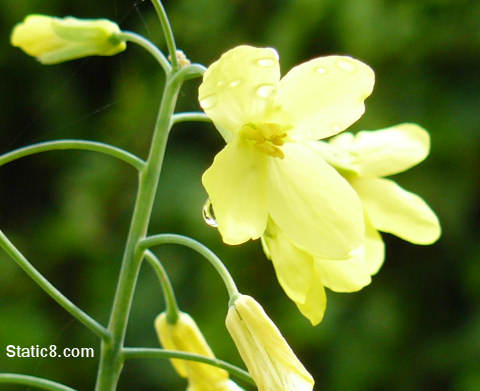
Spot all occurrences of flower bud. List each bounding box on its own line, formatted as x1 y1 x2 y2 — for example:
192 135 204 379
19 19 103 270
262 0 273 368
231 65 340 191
11 15 126 64
155 312 243 391
226 294 314 391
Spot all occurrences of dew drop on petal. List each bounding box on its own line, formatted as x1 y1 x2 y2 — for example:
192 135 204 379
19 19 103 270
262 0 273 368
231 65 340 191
229 79 242 87
216 80 224 87
315 66 328 75
336 58 356 72
256 84 275 98
199 94 217 110
331 122 342 133
256 58 275 67
202 199 218 228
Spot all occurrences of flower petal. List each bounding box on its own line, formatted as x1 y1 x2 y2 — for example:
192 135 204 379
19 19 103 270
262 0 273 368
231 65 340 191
314 247 371 293
262 221 314 303
364 217 385 275
352 177 441 244
348 123 430 177
267 142 364 259
202 140 268 244
296 272 327 326
277 56 374 140
199 46 281 142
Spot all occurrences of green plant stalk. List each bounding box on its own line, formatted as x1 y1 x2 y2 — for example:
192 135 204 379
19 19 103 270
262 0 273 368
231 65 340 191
138 234 239 301
0 140 145 171
144 250 180 323
94 66 190 391
0 230 110 340
122 348 254 386
172 111 210 125
150 0 178 69
0 373 77 391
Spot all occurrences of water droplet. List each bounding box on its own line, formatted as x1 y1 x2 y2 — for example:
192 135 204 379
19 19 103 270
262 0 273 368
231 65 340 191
202 199 218 228
256 84 275 98
257 58 275 67
216 80 224 87
229 79 241 87
315 66 328 75
336 59 356 72
199 94 217 110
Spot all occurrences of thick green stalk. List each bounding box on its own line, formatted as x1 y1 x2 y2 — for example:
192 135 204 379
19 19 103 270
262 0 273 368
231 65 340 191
150 0 178 69
0 373 77 391
144 250 180 323
0 230 110 340
94 70 183 391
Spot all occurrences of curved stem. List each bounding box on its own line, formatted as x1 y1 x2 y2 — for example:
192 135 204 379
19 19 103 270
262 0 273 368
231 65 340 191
115 31 171 74
138 234 239 301
0 230 110 340
171 63 206 84
150 0 178 70
0 374 77 391
122 348 254 386
0 140 145 171
144 250 179 323
172 112 210 125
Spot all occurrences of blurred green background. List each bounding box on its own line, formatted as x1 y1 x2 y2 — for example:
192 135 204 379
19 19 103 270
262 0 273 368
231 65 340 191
0 0 479 390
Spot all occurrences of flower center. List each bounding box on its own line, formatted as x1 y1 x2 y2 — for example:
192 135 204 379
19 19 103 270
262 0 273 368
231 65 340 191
240 123 289 159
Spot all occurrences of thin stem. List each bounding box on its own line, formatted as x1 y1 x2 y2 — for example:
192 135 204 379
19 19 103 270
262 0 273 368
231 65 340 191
0 374 77 391
0 140 145 171
115 31 171 74
172 112 210 125
138 234 239 300
150 0 178 69
122 348 254 386
144 250 179 323
0 230 110 340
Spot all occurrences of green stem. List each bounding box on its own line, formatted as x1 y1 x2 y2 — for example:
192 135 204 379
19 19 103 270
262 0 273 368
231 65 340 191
122 348 254 386
0 230 110 340
115 31 171 74
144 250 179 323
94 67 188 391
172 112 210 125
138 234 239 301
0 140 145 170
150 0 178 69
0 374 77 391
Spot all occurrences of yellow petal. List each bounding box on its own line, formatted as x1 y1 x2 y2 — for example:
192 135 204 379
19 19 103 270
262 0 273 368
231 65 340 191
295 271 327 326
262 221 314 303
202 139 268 245
277 56 374 140
347 123 430 177
199 46 281 142
226 295 314 390
364 216 385 275
352 177 441 244
154 312 228 382
267 142 364 259
314 248 371 293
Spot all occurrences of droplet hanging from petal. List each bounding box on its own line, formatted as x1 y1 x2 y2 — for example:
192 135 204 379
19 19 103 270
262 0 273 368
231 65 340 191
202 199 218 227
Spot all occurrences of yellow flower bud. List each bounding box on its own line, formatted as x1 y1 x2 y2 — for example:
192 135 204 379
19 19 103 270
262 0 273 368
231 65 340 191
226 295 314 391
11 14 126 64
155 312 243 391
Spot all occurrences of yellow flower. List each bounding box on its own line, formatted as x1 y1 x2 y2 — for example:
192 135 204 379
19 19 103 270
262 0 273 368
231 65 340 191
11 15 126 64
226 294 314 391
261 220 379 325
320 123 441 248
199 45 375 259
155 312 243 391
